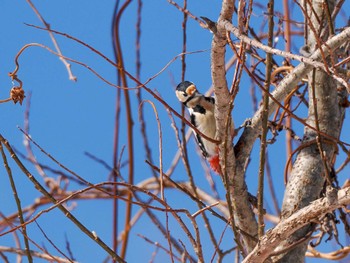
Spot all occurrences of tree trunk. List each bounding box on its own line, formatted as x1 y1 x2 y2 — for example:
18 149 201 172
212 0 258 254
275 0 345 261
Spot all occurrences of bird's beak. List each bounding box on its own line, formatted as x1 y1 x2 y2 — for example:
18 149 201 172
185 84 197 96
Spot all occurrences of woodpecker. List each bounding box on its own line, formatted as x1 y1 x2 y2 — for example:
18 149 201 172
176 81 222 174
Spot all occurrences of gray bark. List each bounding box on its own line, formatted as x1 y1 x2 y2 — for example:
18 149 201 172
211 0 349 260
242 186 350 263
236 21 350 263
211 0 258 253
275 0 346 262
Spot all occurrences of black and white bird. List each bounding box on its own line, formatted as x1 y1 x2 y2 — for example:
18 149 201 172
175 81 221 174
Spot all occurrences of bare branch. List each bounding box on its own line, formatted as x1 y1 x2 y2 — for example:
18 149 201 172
0 246 76 263
243 186 350 263
220 20 350 90
235 24 350 170
26 0 77 81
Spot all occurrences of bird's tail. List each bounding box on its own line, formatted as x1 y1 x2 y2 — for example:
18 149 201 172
208 155 222 175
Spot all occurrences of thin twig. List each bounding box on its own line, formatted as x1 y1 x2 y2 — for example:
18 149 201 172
112 1 134 259
23 24 219 145
221 20 349 90
34 220 73 263
0 246 76 263
0 143 33 262
111 1 121 257
25 0 76 81
0 134 125 263
283 0 293 176
257 0 274 238
137 234 183 262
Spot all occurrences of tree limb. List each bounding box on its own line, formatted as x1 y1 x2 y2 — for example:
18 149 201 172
242 186 350 263
235 24 350 172
219 20 349 90
211 0 258 254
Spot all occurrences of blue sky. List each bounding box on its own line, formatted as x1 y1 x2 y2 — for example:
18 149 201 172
0 1 349 262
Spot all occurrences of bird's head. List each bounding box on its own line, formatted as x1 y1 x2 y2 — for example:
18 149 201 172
175 81 199 104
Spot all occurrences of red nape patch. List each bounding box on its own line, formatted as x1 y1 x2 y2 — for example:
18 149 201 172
208 155 222 175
